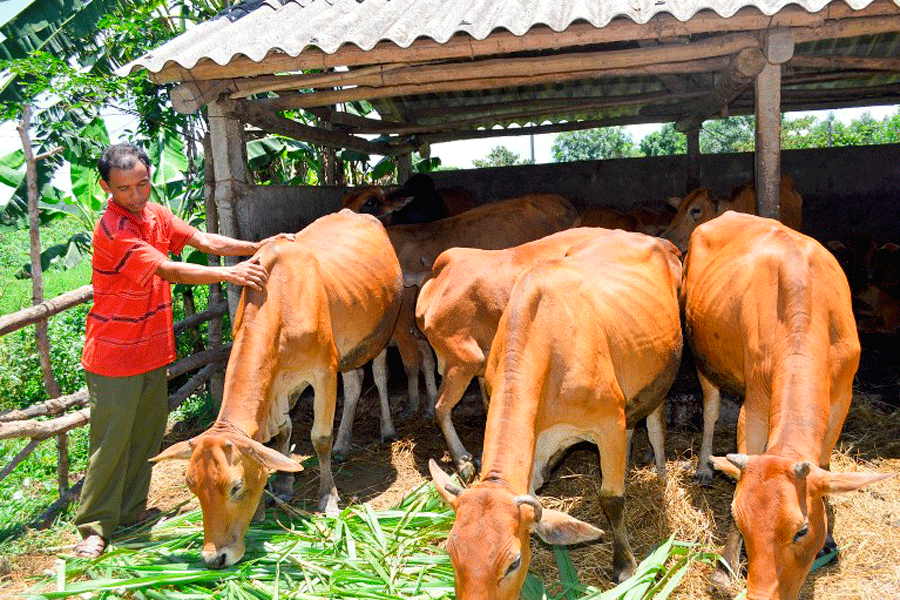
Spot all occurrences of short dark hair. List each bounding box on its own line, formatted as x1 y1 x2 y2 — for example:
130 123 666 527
98 143 151 183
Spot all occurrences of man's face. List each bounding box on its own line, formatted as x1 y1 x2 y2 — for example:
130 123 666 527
100 161 152 215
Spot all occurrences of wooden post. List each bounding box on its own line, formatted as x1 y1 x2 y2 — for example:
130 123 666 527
207 97 249 319
202 131 225 410
397 153 412 183
755 28 794 220
686 127 701 193
17 105 67 496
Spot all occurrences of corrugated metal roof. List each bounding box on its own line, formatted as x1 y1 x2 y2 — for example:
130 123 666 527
123 0 899 76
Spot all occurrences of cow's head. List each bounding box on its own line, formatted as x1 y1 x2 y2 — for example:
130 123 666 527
712 453 892 600
660 188 719 251
341 186 388 216
429 460 603 600
151 428 302 568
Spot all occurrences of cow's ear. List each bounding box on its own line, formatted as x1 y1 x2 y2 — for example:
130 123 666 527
710 454 744 480
532 509 604 545
812 467 894 495
666 196 683 210
151 440 193 462
428 459 461 509
235 436 304 473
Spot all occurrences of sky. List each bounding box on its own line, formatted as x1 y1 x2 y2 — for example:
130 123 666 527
2 104 897 173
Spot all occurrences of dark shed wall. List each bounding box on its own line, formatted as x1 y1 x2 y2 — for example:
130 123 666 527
430 143 900 243
240 143 900 244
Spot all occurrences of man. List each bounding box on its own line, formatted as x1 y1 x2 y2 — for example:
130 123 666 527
73 143 293 558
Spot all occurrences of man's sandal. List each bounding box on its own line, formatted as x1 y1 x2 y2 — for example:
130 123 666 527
73 534 108 559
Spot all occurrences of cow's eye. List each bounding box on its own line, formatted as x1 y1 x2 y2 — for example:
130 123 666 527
504 555 521 579
230 481 244 497
363 198 379 209
793 523 809 543
689 206 702 220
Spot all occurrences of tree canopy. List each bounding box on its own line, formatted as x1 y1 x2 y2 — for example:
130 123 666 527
551 127 637 161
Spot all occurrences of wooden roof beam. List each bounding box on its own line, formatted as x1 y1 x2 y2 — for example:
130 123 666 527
253 55 733 111
675 46 766 132
230 100 416 155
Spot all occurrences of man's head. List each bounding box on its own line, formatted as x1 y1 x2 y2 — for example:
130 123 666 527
98 143 153 215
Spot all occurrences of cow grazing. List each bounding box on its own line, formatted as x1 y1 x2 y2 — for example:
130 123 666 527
151 210 402 567
662 174 803 250
341 173 477 225
417 227 669 481
430 230 683 596
681 211 891 599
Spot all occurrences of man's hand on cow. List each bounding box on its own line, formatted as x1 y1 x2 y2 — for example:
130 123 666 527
228 258 269 290
257 232 296 248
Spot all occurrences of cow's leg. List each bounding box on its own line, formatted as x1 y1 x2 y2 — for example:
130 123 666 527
269 405 296 503
394 329 422 420
434 362 480 482
477 377 489 410
695 369 721 486
311 368 340 515
646 404 667 480
418 338 439 420
371 348 397 443
594 421 636 583
333 368 364 463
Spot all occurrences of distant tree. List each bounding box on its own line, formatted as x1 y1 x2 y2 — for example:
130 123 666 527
639 123 686 156
552 127 637 161
700 116 755 153
472 145 532 168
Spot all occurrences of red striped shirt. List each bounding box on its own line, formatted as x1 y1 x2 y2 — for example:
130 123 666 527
81 201 197 377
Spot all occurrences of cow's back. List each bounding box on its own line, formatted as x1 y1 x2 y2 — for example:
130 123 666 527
292 209 402 370
388 194 577 273
682 211 856 397
486 230 683 431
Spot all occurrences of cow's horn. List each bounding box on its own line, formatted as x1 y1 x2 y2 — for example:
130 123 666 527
793 462 811 480
444 482 462 496
726 453 748 471
514 495 543 523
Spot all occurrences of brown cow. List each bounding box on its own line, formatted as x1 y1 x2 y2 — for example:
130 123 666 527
386 194 577 416
682 211 891 599
151 210 402 567
417 227 668 481
430 230 683 597
662 174 803 250
576 205 674 235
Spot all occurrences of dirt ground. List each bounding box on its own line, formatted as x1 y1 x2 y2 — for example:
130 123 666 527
3 338 899 598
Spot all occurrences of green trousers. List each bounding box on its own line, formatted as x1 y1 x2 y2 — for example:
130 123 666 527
74 366 168 539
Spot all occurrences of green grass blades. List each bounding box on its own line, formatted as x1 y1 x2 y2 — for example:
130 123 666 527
27 484 456 600
528 535 719 600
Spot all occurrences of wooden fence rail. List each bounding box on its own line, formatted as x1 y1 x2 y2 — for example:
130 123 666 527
0 284 93 337
0 302 231 494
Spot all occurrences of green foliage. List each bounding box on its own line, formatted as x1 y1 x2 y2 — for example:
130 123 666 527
639 123 687 156
473 145 533 168
552 128 638 162
700 116 755 154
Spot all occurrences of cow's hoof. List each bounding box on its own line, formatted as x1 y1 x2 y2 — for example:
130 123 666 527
333 448 351 464
695 469 715 488
817 534 839 560
320 493 340 516
612 564 636 584
458 461 477 484
423 409 435 421
380 431 398 444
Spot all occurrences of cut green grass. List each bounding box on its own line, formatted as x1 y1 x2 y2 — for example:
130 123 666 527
19 481 720 600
